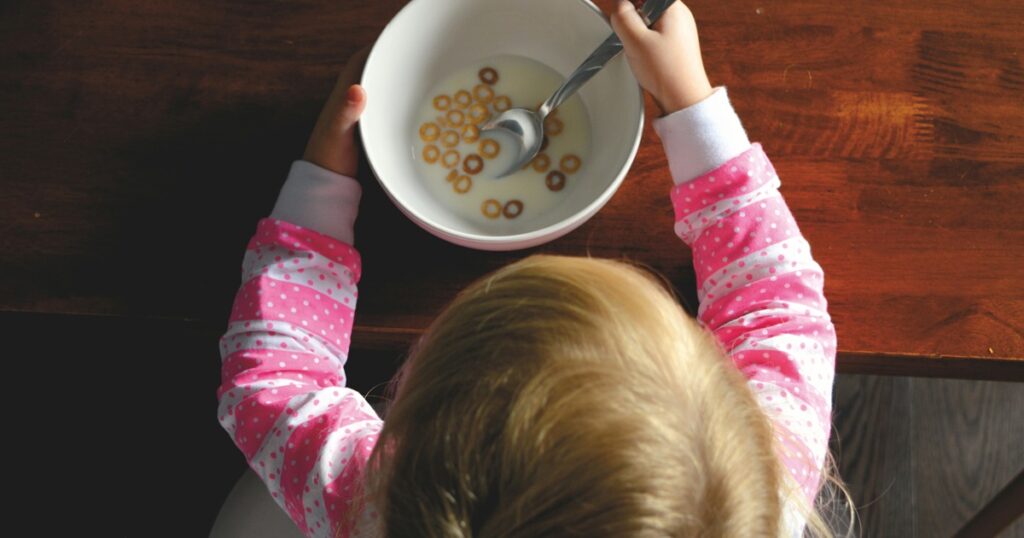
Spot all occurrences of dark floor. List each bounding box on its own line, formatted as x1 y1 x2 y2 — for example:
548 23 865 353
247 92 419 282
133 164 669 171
832 374 1024 537
7 311 1022 536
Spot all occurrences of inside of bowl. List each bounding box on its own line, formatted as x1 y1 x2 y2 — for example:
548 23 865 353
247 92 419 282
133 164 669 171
361 0 643 240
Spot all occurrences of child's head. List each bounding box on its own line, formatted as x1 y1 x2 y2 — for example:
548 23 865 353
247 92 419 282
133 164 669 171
366 255 794 536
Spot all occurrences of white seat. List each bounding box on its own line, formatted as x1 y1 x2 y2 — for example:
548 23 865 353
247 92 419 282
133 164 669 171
209 469 305 538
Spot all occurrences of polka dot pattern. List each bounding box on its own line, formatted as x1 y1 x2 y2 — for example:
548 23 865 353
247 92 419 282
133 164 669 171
305 421 381 536
248 219 362 280
671 145 836 506
217 218 383 537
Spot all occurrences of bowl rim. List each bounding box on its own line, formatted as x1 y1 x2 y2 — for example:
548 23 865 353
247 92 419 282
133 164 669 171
359 0 645 249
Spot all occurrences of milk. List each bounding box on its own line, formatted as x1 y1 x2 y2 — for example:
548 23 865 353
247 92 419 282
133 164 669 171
412 55 592 231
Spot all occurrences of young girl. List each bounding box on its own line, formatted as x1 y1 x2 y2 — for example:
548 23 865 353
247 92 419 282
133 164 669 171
216 1 848 536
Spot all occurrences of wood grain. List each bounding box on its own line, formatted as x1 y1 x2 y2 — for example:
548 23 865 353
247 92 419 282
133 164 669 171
912 378 1024 536
1 0 1022 377
831 374 915 536
832 374 1024 537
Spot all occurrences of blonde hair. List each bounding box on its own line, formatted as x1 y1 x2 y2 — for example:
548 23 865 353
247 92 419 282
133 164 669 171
360 255 852 537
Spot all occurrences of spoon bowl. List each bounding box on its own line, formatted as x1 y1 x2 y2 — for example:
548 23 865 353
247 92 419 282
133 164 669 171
481 0 677 178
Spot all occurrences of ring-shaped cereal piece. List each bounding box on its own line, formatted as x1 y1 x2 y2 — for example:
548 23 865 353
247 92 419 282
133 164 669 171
463 154 484 175
453 175 473 194
481 199 502 219
560 154 582 174
544 116 564 136
441 130 460 148
479 67 499 85
531 153 551 172
493 95 511 112
473 84 494 103
447 170 459 183
454 90 472 109
503 200 524 219
441 149 460 169
546 170 567 191
422 144 440 164
445 109 465 127
461 124 480 143
468 102 489 125
433 95 451 111
479 139 500 159
419 122 440 142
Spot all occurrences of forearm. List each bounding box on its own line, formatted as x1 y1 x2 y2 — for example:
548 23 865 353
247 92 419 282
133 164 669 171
656 94 835 502
217 165 380 536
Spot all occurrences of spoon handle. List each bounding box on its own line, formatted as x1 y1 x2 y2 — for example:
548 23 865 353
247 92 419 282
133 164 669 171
537 0 678 118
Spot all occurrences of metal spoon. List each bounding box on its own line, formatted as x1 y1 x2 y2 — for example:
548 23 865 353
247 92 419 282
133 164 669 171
481 0 677 178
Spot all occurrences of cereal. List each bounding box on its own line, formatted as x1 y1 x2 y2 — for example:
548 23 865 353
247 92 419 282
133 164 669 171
422 144 440 164
463 154 484 175
468 103 490 125
493 95 511 112
445 109 465 127
440 129 460 148
545 170 566 191
453 175 473 194
461 124 480 143
479 67 499 85
503 200 524 219
544 116 564 136
481 199 502 219
419 122 440 142
473 84 494 103
531 153 551 172
560 154 581 173
433 95 451 111
417 57 591 224
479 139 500 159
441 149 460 169
454 90 472 109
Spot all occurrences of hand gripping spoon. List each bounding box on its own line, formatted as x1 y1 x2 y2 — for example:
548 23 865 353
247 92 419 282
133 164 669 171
481 0 676 178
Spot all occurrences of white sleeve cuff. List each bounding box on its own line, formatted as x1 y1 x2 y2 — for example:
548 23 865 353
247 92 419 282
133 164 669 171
651 87 752 184
270 160 362 245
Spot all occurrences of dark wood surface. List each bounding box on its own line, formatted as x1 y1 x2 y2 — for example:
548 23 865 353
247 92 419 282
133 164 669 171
1 0 1022 380
832 374 1024 537
955 469 1024 538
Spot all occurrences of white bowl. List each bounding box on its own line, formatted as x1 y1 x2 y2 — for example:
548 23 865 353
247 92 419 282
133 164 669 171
360 0 644 250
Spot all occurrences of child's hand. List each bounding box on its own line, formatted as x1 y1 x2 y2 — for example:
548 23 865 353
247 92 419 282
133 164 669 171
303 47 371 177
610 0 714 115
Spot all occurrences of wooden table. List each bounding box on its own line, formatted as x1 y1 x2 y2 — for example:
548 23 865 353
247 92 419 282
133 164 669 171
2 0 1021 534
2 0 1021 379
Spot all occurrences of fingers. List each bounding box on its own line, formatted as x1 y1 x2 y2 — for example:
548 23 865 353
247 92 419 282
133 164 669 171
652 1 689 34
303 47 373 176
320 47 372 134
610 0 650 49
335 46 371 89
337 84 367 133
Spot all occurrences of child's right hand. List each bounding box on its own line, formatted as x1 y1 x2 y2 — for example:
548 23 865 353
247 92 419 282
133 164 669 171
610 0 714 115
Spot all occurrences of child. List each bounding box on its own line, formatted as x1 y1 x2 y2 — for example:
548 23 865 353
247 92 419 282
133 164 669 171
216 1 849 536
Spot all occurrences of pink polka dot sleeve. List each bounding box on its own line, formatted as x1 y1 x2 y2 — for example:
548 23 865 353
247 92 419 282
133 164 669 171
670 145 836 505
216 218 382 538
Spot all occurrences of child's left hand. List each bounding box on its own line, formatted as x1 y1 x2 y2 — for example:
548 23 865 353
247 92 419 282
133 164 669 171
303 47 371 177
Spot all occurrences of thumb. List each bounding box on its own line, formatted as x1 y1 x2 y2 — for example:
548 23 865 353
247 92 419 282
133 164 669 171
337 84 367 132
610 0 649 50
